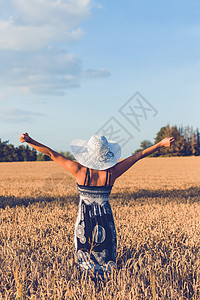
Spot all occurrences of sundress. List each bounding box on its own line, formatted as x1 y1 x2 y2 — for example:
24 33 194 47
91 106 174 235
74 167 117 276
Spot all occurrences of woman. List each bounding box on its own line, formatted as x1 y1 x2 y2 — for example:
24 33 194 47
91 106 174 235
19 132 174 277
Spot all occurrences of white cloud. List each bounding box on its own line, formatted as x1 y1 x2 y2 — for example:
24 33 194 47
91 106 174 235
81 69 111 78
0 20 84 51
13 0 91 27
0 0 89 52
0 0 90 51
0 48 110 96
0 0 110 98
0 108 45 123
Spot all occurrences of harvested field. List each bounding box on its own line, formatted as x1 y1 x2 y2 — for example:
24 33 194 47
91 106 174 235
0 157 200 299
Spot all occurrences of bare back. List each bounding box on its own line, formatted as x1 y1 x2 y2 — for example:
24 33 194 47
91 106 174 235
76 166 115 186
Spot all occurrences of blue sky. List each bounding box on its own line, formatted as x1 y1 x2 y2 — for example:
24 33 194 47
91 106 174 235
0 0 200 157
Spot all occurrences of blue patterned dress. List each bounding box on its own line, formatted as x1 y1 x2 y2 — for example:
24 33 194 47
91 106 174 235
74 168 117 275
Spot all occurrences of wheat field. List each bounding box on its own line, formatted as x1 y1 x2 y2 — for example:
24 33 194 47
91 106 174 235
0 157 200 299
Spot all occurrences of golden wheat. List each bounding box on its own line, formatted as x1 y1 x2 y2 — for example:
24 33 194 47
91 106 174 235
0 157 200 299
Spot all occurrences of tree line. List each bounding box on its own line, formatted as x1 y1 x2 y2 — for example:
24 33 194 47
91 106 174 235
0 125 200 162
135 125 200 156
0 140 74 162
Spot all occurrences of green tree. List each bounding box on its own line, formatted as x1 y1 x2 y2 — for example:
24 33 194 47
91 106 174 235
152 124 187 157
190 127 196 155
0 138 76 162
59 151 75 160
133 140 153 154
140 140 153 150
196 128 200 156
37 153 51 161
16 145 26 161
170 125 187 156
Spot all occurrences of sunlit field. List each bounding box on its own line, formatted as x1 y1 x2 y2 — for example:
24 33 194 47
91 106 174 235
0 157 200 299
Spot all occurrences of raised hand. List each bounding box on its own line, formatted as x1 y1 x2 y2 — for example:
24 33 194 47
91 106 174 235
159 137 175 148
19 132 30 143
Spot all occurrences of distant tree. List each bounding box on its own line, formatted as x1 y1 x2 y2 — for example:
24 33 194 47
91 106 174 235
0 138 75 162
6 144 16 162
0 142 3 161
59 151 75 161
170 125 187 156
154 126 169 144
152 125 170 157
0 140 37 162
15 145 26 161
184 125 191 155
190 127 198 155
28 147 37 161
0 140 14 161
37 153 51 161
133 140 153 154
140 140 153 150
2 127 198 162
196 128 200 156
36 150 74 161
152 124 188 156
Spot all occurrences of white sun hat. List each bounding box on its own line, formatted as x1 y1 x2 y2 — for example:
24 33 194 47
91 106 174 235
70 135 121 170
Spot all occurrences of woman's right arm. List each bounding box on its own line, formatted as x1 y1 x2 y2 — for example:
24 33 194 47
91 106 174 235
19 132 81 176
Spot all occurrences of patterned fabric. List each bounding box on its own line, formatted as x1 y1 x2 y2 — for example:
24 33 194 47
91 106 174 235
74 183 117 276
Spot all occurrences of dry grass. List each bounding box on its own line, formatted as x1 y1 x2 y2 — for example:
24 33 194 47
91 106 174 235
0 157 200 299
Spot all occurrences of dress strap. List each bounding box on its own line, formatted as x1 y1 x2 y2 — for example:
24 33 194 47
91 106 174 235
84 167 90 186
105 168 111 186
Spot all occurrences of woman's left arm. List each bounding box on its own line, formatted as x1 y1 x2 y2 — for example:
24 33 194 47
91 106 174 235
111 137 175 180
140 137 175 159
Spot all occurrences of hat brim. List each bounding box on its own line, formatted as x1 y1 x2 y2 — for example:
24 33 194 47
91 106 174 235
70 139 121 170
